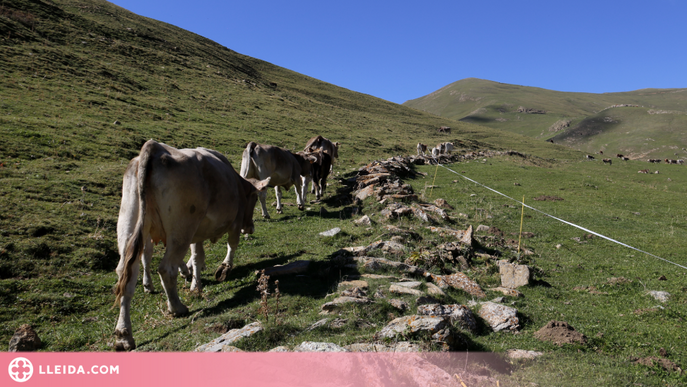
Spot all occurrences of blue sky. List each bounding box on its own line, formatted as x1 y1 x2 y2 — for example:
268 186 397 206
108 0 687 104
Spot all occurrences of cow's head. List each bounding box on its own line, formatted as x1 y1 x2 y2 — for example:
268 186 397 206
332 142 340 159
241 177 270 235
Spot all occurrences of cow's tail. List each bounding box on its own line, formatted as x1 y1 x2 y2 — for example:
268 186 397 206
114 140 156 306
239 142 258 178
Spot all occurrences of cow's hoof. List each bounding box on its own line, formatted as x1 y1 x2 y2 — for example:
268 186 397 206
276 209 283 214
214 263 232 282
169 305 189 318
298 205 304 211
143 284 155 294
114 329 136 352
262 214 271 219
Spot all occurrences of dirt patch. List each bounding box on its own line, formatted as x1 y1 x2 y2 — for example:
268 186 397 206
533 195 564 201
534 320 587 346
633 356 682 373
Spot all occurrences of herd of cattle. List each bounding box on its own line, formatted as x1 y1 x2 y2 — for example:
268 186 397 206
113 135 339 351
586 153 685 166
416 142 455 158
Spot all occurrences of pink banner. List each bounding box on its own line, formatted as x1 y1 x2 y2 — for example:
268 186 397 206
2 352 508 386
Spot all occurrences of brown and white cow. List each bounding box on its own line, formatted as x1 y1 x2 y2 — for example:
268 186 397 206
114 140 270 351
240 142 317 219
417 143 428 156
602 158 612 165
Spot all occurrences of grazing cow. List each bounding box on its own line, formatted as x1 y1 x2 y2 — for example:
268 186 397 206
648 159 661 163
638 169 650 174
622 157 630 161
438 126 451 133
308 150 332 200
599 150 604 155
666 159 678 164
240 142 317 219
442 142 455 153
616 154 624 158
586 155 595 160
417 143 428 156
678 159 685 165
114 140 271 351
602 158 612 165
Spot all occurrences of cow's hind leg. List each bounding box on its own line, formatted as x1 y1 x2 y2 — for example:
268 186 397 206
214 232 238 282
141 239 155 293
157 243 190 317
275 186 284 214
114 254 140 351
184 242 206 291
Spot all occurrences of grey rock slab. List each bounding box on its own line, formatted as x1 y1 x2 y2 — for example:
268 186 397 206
478 302 520 332
194 322 263 352
376 315 449 339
293 341 348 352
417 304 477 334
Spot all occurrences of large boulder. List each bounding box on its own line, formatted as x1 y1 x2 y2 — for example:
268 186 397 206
498 260 531 288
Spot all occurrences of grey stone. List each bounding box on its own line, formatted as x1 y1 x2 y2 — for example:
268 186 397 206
391 281 422 289
425 282 446 297
478 302 520 332
507 349 544 360
294 341 348 352
320 296 372 314
498 260 531 288
388 298 410 312
319 227 341 237
390 284 424 296
354 215 372 225
338 280 369 290
194 322 263 352
376 315 449 339
417 304 477 334
344 342 421 352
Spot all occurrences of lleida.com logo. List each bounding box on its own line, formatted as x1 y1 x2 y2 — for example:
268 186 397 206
8 357 33 383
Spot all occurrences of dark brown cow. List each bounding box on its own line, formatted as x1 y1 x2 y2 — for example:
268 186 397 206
602 158 612 165
114 140 270 351
310 150 332 200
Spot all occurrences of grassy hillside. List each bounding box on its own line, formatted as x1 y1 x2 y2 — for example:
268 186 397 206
2 1 686 386
403 78 687 159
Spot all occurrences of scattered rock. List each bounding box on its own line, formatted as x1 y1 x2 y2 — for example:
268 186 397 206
416 296 442 305
507 349 544 360
417 304 477 333
305 318 329 332
319 227 341 237
354 256 427 277
376 315 449 339
338 280 369 290
488 287 524 297
340 287 367 298
388 298 410 312
293 341 348 352
498 260 531 288
194 322 263 352
476 225 491 232
330 318 348 328
425 282 446 297
534 320 587 346
263 260 310 277
648 290 670 303
427 272 486 298
433 198 454 209
354 215 372 225
391 281 422 289
478 302 520 332
344 342 421 352
268 346 291 352
390 284 424 296
426 225 473 246
320 296 372 314
658 275 667 281
8 324 41 352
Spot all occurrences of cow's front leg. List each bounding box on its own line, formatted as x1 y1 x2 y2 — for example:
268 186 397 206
215 232 238 282
275 186 284 214
157 244 189 317
141 239 155 293
114 255 140 351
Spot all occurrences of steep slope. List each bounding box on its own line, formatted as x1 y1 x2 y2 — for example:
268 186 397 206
404 78 687 159
0 0 578 279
